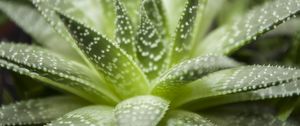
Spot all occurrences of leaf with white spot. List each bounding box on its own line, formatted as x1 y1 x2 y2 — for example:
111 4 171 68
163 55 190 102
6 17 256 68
0 42 118 104
203 103 300 126
152 55 239 100
163 0 185 34
159 110 216 126
136 5 168 81
114 95 169 126
114 0 136 57
47 105 115 126
174 65 300 107
32 0 113 37
190 0 225 55
142 0 168 38
57 12 149 99
196 0 300 56
169 0 207 66
0 1 80 62
178 80 300 111
0 96 86 126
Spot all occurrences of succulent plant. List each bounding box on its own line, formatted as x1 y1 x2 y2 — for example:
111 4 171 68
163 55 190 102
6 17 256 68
0 0 300 125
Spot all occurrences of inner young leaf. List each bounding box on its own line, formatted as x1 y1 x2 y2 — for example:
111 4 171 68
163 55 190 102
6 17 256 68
136 4 168 81
57 12 150 99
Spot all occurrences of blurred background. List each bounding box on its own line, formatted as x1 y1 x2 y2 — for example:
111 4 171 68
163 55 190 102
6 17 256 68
0 0 299 106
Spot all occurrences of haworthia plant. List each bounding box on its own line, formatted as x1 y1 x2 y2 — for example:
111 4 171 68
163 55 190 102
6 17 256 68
0 0 300 125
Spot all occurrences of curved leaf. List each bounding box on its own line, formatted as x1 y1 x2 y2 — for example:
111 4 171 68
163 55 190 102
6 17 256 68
152 55 239 100
203 103 300 126
136 4 168 81
196 0 300 56
0 1 80 61
0 96 86 126
47 105 115 126
32 0 112 37
190 0 225 55
114 0 136 57
179 80 300 111
174 65 300 107
162 0 185 34
142 0 168 38
0 42 118 104
57 12 149 99
114 95 169 126
159 110 215 126
169 0 207 66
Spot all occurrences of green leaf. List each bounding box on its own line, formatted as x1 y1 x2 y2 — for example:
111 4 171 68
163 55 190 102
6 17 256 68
152 55 239 100
114 95 169 126
142 0 168 38
33 0 112 37
47 105 115 126
195 0 300 56
190 0 225 55
163 0 185 34
0 1 80 61
277 97 300 121
179 80 300 111
169 0 207 66
136 4 168 81
174 65 300 107
203 103 300 126
114 0 136 58
0 42 118 104
159 110 215 126
57 12 149 99
122 0 141 26
31 0 107 71
0 96 86 126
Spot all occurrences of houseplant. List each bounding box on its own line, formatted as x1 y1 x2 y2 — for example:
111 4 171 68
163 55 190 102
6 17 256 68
0 0 300 125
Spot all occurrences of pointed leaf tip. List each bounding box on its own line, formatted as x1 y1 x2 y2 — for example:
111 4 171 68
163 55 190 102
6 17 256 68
170 0 207 66
136 5 168 81
114 0 136 57
196 0 300 56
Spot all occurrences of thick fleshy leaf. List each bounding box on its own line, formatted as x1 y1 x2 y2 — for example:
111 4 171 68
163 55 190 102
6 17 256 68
57 12 149 99
32 0 113 37
0 96 86 126
114 0 136 58
159 110 215 126
114 95 169 126
162 0 185 34
169 0 207 66
179 80 300 111
196 0 300 56
31 0 100 69
122 0 141 25
142 0 168 38
152 55 239 100
0 43 118 104
203 103 300 126
190 0 225 55
0 1 80 61
47 105 115 126
174 65 300 107
136 5 168 81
